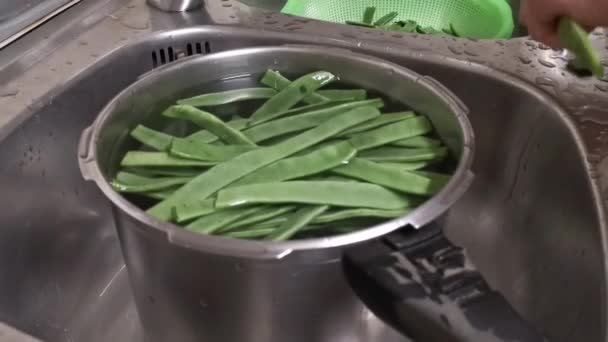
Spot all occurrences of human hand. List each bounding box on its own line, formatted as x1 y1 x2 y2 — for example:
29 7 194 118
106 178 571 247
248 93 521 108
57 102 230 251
520 0 608 47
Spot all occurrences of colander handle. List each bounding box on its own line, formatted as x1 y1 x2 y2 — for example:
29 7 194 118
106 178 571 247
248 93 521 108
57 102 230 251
343 223 548 342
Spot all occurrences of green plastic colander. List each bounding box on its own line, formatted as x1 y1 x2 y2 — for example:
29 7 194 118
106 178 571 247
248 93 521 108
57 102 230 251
281 0 514 39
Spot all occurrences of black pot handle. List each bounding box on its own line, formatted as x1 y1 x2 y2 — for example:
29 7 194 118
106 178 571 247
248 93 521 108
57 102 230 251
343 222 548 342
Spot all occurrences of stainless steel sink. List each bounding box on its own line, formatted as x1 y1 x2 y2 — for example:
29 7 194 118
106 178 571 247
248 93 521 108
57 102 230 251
0 25 604 342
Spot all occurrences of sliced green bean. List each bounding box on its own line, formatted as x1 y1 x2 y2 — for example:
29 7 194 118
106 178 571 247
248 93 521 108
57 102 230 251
333 158 445 196
187 118 251 144
266 205 329 241
252 71 336 121
147 106 380 220
346 21 375 28
231 141 357 186
316 89 367 102
216 181 414 210
124 167 203 178
391 136 442 148
244 99 383 143
225 206 297 231
363 6 376 24
337 111 415 137
170 138 257 162
374 12 399 26
260 70 329 105
177 88 277 107
163 105 255 146
186 207 263 234
130 125 174 151
359 146 448 163
121 152 216 168
349 116 432 150
111 171 192 193
173 198 217 223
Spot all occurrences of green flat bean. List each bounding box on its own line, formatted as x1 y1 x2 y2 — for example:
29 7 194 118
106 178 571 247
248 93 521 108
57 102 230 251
244 99 383 143
266 205 329 241
374 12 399 26
170 138 257 162
376 161 429 171
111 171 192 193
187 118 251 144
316 89 367 102
333 158 445 196
121 152 216 168
130 125 174 151
363 6 376 24
314 207 409 224
177 88 277 107
231 207 409 228
359 147 448 163
249 100 345 125
124 167 203 177
142 188 177 200
164 105 255 146
231 141 357 186
251 71 336 121
260 70 329 105
225 206 297 231
412 170 452 184
391 136 442 148
337 111 415 137
186 207 263 234
173 198 217 223
215 181 414 210
349 116 432 150
225 228 277 239
147 106 380 220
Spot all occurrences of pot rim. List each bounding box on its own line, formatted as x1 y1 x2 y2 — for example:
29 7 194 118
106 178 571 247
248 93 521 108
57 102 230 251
79 45 475 260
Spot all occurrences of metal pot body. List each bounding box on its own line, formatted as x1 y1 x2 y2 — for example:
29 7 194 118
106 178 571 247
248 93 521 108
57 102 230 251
78 46 474 342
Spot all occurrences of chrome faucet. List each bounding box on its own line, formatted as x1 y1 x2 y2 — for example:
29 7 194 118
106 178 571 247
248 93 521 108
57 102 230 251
147 0 202 11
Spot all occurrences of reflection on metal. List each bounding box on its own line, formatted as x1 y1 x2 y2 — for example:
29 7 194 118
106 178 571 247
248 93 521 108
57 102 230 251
0 0 83 50
146 0 202 11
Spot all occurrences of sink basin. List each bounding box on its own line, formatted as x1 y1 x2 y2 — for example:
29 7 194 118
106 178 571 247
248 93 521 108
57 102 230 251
0 26 603 342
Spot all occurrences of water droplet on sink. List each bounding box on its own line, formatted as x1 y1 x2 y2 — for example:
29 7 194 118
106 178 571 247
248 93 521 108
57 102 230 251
0 89 19 97
535 76 561 96
448 46 463 55
519 56 532 64
538 59 556 68
595 84 608 92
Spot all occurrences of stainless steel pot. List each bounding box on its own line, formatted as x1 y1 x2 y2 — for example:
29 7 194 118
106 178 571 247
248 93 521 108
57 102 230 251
76 45 532 342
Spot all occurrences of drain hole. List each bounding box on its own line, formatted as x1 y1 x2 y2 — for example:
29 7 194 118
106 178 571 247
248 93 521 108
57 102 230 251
168 46 175 62
151 42 213 68
151 51 158 67
159 49 167 64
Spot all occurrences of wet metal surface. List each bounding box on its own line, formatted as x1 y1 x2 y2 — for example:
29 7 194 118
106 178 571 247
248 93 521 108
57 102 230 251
0 0 607 341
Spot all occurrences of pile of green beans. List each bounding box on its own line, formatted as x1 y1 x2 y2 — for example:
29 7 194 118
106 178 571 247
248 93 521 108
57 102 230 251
346 7 460 36
111 69 452 241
